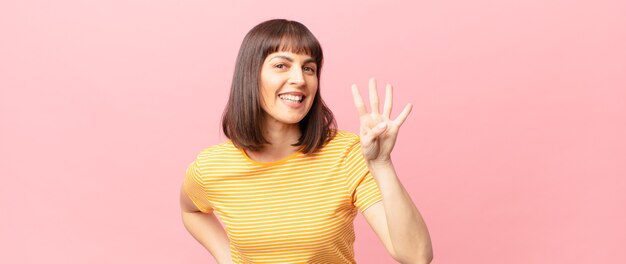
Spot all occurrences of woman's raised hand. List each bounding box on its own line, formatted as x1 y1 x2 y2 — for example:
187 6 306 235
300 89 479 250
351 78 412 163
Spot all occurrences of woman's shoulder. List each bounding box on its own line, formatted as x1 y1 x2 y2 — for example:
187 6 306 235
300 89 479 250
329 130 360 144
321 130 361 152
194 140 240 161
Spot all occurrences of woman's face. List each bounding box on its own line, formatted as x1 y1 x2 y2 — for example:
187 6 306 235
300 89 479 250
259 51 318 126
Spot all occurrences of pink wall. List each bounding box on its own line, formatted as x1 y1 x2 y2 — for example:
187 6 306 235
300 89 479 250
1 0 625 263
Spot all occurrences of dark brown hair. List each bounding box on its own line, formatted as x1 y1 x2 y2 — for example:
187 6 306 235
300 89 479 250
221 19 336 154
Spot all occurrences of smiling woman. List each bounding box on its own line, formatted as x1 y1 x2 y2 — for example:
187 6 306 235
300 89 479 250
180 19 433 264
259 52 319 129
221 19 335 155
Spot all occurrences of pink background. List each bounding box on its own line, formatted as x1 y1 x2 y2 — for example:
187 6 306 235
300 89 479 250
1 0 625 263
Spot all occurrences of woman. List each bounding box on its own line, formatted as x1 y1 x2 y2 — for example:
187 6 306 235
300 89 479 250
180 19 432 264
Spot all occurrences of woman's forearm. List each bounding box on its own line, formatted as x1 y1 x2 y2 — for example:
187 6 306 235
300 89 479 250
368 160 433 264
181 211 233 264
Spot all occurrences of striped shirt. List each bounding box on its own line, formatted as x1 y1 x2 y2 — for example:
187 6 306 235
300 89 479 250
183 131 382 263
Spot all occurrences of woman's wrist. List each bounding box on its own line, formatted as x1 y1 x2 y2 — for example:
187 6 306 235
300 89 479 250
367 158 394 168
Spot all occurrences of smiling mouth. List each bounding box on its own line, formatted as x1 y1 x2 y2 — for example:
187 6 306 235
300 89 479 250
279 94 304 103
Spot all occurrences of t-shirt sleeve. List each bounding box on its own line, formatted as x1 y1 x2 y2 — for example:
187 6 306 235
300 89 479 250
344 139 383 213
182 158 214 214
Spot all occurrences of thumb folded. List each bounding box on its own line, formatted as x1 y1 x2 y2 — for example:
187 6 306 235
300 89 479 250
372 122 388 136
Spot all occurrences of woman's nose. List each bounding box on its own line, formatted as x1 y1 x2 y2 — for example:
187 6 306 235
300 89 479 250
288 67 305 86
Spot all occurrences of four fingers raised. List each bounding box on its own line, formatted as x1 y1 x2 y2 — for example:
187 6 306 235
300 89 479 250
351 78 412 127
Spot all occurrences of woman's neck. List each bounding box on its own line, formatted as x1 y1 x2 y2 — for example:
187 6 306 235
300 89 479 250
246 120 301 162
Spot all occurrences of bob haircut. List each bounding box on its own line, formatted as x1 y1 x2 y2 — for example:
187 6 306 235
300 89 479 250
222 19 336 154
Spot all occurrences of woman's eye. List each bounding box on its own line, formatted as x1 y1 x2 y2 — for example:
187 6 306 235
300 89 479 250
275 64 286 69
304 67 316 73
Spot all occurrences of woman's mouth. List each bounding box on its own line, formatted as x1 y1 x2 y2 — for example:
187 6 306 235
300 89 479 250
279 94 304 103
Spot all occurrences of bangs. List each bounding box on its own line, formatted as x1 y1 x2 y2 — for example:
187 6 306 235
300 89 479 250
261 22 323 65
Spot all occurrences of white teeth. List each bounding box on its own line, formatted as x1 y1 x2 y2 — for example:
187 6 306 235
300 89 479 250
279 94 303 103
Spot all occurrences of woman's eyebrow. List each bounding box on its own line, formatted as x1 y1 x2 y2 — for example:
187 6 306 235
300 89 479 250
269 55 316 64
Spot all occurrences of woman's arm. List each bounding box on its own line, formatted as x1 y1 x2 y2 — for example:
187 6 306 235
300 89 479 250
352 78 433 263
180 186 233 264
363 162 433 264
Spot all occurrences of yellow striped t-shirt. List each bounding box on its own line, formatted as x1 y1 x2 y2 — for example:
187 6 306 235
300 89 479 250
183 131 382 263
